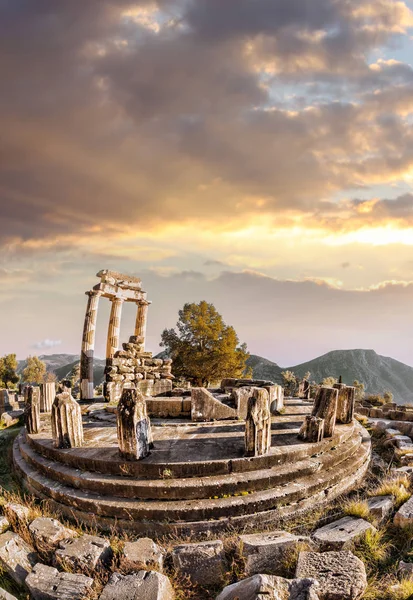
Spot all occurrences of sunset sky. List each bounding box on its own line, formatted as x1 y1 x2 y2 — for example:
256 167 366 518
2 0 413 366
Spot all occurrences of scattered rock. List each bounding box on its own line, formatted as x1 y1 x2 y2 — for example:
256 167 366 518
394 496 413 527
172 540 225 586
99 571 174 600
0 517 9 534
295 550 367 599
29 518 78 551
289 578 320 600
55 534 113 572
367 496 394 521
123 538 164 571
312 517 375 551
0 531 38 586
4 502 30 525
239 530 312 576
0 411 23 428
215 574 290 600
0 587 18 600
398 561 413 580
26 562 94 600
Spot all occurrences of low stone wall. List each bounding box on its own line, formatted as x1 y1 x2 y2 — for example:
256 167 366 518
356 402 413 422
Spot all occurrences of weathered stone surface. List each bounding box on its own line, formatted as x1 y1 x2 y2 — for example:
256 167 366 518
123 538 164 571
298 416 324 443
4 502 30 525
25 386 41 434
296 551 367 599
29 518 78 551
394 496 413 526
26 562 94 600
240 530 312 576
334 386 355 424
367 496 394 521
1 410 23 428
0 587 18 600
99 571 174 600
117 387 153 460
232 387 252 420
289 578 320 600
312 517 376 550
0 390 12 414
298 380 311 400
216 574 290 600
0 517 9 534
40 382 56 413
0 531 38 586
398 560 413 580
245 388 271 457
172 540 225 586
312 387 338 437
55 534 113 571
191 388 237 421
51 393 83 449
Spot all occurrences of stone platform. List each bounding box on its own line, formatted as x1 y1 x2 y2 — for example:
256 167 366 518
13 400 371 537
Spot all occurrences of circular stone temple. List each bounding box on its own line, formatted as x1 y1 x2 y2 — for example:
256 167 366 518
13 271 371 537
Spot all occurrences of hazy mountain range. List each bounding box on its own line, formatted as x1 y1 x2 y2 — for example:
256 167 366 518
17 349 413 404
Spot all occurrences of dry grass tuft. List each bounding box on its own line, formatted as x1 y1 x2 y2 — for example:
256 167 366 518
370 475 411 508
343 498 372 522
352 528 392 571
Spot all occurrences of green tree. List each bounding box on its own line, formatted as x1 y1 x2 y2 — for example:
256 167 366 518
0 354 19 389
281 371 298 397
69 362 80 388
321 376 338 387
22 356 46 384
383 390 393 403
353 380 365 401
160 301 250 386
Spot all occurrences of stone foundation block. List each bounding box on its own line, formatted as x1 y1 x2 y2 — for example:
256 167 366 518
55 534 113 572
4 502 30 526
394 496 413 527
312 517 376 550
29 518 78 551
99 571 174 600
0 531 38 586
172 540 225 586
239 530 312 576
122 538 164 571
26 563 94 600
216 574 319 600
367 496 394 521
191 388 237 421
295 550 367 600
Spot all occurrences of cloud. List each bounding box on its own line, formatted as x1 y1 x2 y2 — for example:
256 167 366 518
32 339 62 350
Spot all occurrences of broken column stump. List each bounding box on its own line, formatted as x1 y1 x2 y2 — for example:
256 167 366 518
25 386 41 434
40 382 55 413
298 415 324 442
334 384 355 424
51 393 84 449
117 387 153 460
298 379 310 400
245 388 271 457
311 386 338 437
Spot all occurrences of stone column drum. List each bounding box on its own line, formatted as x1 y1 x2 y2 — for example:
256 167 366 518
334 385 356 424
25 386 41 434
51 393 84 449
40 382 55 412
106 297 124 360
80 291 101 400
134 300 150 350
245 388 271 457
312 386 338 437
117 387 153 460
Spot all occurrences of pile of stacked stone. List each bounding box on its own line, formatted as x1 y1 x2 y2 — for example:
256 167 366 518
104 335 173 402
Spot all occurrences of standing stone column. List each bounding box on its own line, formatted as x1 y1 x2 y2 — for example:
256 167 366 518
134 300 150 350
312 386 338 437
106 297 124 360
334 385 356 424
117 387 153 460
0 390 12 415
245 388 271 457
80 291 101 400
25 386 41 434
40 382 55 413
51 393 84 449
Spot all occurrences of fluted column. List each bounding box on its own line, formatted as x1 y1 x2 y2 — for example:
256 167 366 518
106 297 124 359
134 300 150 350
80 291 101 400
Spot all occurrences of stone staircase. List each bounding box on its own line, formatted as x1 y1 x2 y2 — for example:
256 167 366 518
13 400 371 537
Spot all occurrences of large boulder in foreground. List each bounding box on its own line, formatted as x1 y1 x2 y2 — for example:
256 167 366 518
0 531 38 586
296 551 367 599
26 563 94 600
99 571 174 600
172 540 226 586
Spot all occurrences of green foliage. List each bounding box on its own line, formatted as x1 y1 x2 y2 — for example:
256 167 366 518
383 390 394 403
321 376 338 387
69 362 80 387
0 354 19 389
161 301 250 386
22 356 46 384
281 370 298 396
353 379 365 401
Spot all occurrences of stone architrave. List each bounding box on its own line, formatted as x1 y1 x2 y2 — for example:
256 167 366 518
245 388 271 457
25 386 41 435
117 387 152 460
39 382 55 413
334 385 356 424
51 393 84 449
311 386 338 437
134 300 150 350
80 291 101 400
106 297 124 360
298 415 324 443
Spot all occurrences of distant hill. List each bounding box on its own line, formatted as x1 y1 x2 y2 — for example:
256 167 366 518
290 349 413 404
17 354 79 374
246 355 283 384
